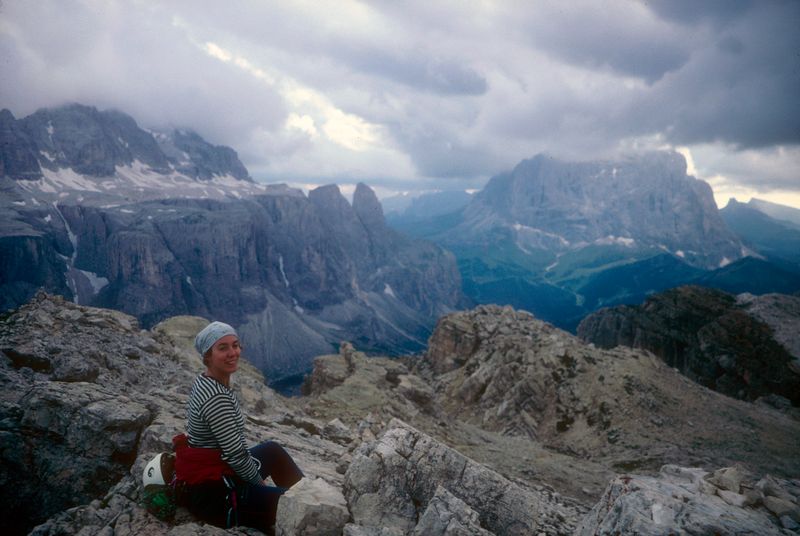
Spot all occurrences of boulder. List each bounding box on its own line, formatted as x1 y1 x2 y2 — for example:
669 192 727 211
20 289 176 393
276 477 349 535
705 464 751 493
322 418 354 445
344 418 583 535
576 465 789 535
412 485 492 536
763 496 800 521
2 370 151 534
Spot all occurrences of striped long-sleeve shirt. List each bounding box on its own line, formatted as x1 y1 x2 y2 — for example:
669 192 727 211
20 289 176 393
186 374 262 484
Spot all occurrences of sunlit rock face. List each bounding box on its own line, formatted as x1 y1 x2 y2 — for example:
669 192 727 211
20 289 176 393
0 104 467 382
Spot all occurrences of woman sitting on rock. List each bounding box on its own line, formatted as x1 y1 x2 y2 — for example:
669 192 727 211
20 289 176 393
173 321 303 534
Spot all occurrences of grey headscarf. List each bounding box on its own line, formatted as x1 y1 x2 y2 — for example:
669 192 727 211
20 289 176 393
194 321 238 357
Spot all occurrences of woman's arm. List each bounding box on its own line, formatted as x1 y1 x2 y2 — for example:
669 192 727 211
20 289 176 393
200 393 262 484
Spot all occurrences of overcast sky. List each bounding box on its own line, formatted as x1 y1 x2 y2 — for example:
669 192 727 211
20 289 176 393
2 0 799 207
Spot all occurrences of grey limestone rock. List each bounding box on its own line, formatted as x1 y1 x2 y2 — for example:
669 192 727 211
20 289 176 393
5 293 347 535
343 525 404 536
19 103 171 177
158 128 251 181
322 418 354 445
412 485 493 536
344 418 583 535
4 175 465 385
10 296 800 536
352 182 386 233
576 465 795 536
2 103 467 386
0 108 42 180
275 477 349 535
419 304 800 486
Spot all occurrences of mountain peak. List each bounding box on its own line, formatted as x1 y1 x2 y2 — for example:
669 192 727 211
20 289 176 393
1 102 257 202
352 182 385 230
469 150 740 268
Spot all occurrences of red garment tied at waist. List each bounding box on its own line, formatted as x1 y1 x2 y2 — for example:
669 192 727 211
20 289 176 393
173 433 236 485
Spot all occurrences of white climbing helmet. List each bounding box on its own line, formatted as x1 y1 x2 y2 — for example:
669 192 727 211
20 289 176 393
142 453 169 487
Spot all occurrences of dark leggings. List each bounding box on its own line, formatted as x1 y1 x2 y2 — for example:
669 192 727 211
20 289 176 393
186 441 304 532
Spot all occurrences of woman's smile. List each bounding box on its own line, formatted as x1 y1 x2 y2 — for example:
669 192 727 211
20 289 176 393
206 334 241 384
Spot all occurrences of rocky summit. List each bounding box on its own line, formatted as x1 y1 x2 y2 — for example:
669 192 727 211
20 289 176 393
2 294 799 535
578 285 800 406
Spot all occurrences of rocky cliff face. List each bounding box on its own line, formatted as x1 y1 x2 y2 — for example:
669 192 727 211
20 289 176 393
0 108 43 179
577 285 800 406
455 151 742 269
2 184 465 380
3 294 798 535
1 104 466 382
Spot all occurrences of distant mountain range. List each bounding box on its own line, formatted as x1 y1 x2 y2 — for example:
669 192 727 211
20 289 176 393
386 154 800 330
0 104 467 383
5 102 798 384
720 198 800 266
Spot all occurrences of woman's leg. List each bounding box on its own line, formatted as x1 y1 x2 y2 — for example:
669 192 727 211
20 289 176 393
235 441 304 532
249 441 304 488
236 482 284 533
185 480 229 528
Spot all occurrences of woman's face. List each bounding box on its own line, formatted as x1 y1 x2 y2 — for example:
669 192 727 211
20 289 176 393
205 334 241 378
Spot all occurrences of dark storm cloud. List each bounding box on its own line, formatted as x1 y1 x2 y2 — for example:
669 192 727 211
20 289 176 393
1 0 798 200
0 0 287 147
391 120 503 179
163 1 486 96
521 4 691 83
646 0 756 26
343 47 487 96
628 1 800 149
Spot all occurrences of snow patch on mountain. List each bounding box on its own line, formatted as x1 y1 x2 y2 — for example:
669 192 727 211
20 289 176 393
594 235 636 247
16 160 267 205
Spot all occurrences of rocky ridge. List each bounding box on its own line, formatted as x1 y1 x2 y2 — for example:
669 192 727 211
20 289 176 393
3 294 799 535
302 305 800 533
720 198 800 266
577 285 800 406
420 305 799 475
1 105 467 382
